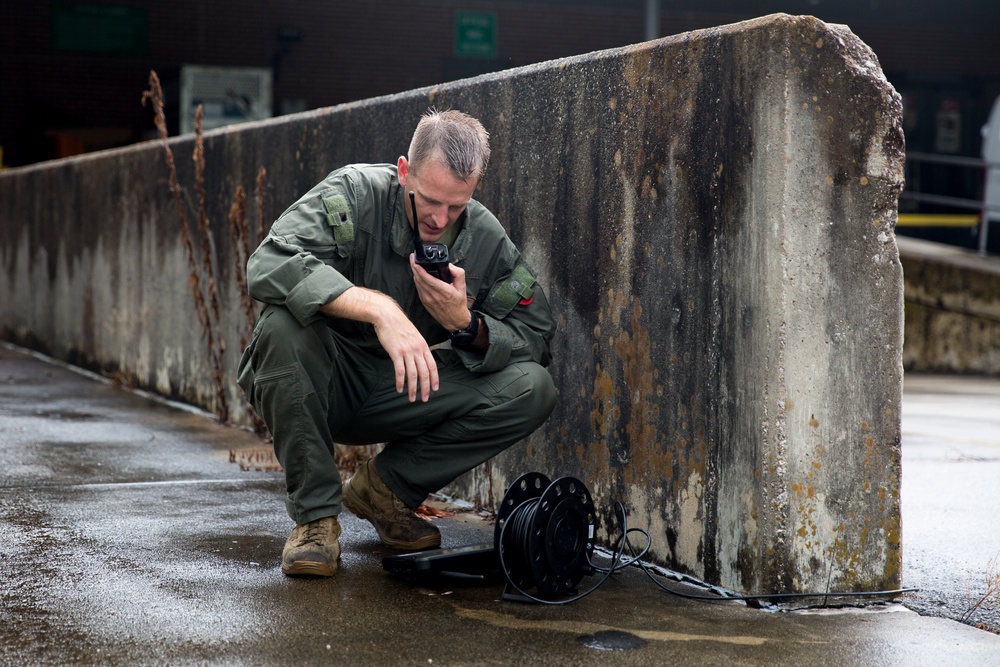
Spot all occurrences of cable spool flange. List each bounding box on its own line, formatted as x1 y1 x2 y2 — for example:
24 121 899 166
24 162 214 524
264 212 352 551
495 472 597 600
495 471 549 592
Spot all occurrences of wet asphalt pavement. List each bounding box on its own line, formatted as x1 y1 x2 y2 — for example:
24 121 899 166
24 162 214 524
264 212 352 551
898 375 1000 632
2 342 999 666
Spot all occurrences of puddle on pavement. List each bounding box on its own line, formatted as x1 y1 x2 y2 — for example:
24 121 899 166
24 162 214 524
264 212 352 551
197 534 283 568
32 408 98 420
577 630 648 651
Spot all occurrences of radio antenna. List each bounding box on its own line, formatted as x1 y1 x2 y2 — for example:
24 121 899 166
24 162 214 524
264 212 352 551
409 191 422 254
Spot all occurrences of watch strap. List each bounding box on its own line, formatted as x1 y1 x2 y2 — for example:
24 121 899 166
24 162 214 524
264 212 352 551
451 309 479 346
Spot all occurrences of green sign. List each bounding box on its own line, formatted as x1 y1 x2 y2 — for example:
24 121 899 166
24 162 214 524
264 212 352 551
51 2 149 55
454 12 497 59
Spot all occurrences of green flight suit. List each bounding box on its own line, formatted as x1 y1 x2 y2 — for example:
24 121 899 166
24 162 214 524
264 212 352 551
237 163 557 524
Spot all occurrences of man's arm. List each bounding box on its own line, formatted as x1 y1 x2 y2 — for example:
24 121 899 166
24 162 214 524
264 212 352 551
465 255 555 372
246 191 355 327
414 249 555 373
319 286 439 402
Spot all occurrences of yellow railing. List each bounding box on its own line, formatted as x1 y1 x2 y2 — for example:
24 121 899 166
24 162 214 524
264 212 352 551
897 213 980 227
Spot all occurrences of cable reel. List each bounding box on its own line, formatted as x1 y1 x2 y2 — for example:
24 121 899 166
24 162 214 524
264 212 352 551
494 472 597 601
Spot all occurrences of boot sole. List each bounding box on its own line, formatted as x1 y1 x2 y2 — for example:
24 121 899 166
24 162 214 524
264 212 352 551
282 560 337 577
343 488 441 551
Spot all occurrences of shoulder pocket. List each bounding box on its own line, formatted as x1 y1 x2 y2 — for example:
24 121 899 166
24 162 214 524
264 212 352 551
322 193 355 257
484 264 536 319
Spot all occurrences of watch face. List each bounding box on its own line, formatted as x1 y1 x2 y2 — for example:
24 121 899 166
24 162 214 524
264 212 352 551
451 330 476 347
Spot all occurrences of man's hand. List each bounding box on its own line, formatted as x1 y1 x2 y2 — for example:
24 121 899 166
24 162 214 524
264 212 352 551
319 287 438 402
374 308 439 403
410 255 471 331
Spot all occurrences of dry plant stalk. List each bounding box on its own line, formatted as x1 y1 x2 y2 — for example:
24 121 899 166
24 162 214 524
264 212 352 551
255 166 269 246
228 185 255 345
143 70 230 421
141 71 193 283
962 553 1000 624
228 169 271 437
192 105 230 421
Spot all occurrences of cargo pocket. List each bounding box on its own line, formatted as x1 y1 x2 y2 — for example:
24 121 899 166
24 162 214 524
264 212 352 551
483 362 529 395
249 362 301 436
237 307 274 398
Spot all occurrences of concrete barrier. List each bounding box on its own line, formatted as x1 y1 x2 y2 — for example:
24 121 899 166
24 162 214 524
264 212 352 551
0 13 904 594
900 236 1000 374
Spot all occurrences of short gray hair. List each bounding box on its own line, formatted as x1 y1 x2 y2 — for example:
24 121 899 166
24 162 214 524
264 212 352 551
408 109 491 181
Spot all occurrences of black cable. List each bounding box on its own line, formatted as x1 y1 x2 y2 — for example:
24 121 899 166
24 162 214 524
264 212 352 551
608 503 920 603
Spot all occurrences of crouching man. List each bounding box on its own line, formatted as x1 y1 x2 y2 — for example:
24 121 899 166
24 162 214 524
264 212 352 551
237 109 557 576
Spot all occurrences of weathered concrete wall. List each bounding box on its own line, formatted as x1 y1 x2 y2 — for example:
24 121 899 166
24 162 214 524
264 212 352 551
900 236 1000 374
0 14 904 594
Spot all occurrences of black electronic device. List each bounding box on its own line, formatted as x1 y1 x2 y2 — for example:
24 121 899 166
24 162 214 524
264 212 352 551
409 190 453 283
381 543 503 582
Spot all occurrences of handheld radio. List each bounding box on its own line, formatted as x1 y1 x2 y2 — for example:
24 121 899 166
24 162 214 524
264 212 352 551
409 190 453 283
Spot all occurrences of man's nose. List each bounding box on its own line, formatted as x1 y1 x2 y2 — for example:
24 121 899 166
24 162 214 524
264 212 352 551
431 205 448 226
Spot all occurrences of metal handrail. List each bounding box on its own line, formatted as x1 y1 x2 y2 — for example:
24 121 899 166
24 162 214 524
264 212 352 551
903 151 996 254
899 191 987 211
905 151 988 169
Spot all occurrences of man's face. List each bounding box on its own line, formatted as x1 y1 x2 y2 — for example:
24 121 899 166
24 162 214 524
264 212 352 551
398 156 478 243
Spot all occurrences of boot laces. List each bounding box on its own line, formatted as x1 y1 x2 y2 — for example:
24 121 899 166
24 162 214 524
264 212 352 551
391 497 425 524
301 519 331 545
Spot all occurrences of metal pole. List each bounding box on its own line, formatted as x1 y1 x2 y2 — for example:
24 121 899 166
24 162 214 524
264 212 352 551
645 0 660 41
979 210 990 255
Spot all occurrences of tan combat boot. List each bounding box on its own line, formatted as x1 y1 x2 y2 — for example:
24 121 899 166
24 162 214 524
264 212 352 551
343 459 441 550
281 515 341 577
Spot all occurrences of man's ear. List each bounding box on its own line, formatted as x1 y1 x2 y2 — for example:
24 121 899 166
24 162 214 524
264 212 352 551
397 156 410 186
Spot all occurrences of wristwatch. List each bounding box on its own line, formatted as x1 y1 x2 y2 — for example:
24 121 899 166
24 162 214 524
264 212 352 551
451 309 480 347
